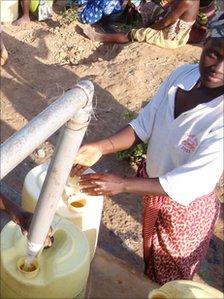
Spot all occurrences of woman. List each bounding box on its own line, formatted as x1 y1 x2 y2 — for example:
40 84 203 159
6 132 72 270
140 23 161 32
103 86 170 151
71 13 224 284
82 0 199 48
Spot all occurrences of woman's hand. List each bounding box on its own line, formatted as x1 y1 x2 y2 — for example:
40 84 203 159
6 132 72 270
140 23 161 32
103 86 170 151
70 126 139 177
11 209 32 236
79 174 167 197
11 208 53 248
0 194 53 247
70 143 103 176
78 173 126 196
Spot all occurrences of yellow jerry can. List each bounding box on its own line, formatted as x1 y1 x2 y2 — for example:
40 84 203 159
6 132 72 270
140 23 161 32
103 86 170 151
148 280 223 299
21 162 104 259
1 218 90 299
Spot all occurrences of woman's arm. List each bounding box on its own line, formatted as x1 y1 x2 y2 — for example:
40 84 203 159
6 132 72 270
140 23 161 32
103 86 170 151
123 177 166 196
0 193 32 233
72 72 173 177
150 1 190 30
99 125 141 155
78 173 167 197
71 125 141 175
0 193 53 246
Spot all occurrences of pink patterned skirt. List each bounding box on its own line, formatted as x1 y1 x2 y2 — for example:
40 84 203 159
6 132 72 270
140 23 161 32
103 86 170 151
137 160 220 285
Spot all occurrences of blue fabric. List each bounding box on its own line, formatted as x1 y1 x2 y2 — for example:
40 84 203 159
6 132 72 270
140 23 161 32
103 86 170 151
77 0 88 5
79 0 124 24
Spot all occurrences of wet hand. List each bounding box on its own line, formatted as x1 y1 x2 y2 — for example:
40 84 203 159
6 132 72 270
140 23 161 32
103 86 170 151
13 210 53 248
78 173 125 196
11 210 32 236
70 143 103 176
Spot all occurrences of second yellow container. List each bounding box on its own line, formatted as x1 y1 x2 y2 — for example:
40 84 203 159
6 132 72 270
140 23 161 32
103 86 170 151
148 280 223 299
21 162 104 259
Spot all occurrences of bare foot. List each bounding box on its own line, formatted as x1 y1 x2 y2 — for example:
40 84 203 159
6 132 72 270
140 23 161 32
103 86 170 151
13 15 31 26
82 25 103 42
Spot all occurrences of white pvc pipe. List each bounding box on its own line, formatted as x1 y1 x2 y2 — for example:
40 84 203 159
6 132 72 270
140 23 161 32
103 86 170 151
26 109 92 262
0 81 94 180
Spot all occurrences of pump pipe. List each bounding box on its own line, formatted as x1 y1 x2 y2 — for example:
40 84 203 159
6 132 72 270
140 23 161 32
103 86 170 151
26 100 93 262
0 81 94 180
0 80 94 262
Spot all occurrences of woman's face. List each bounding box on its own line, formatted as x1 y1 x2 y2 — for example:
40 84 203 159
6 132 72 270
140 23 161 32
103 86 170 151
199 38 224 89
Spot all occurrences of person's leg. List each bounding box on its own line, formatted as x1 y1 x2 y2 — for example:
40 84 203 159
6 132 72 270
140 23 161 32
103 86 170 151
82 25 130 43
0 36 8 66
13 0 31 25
99 16 119 33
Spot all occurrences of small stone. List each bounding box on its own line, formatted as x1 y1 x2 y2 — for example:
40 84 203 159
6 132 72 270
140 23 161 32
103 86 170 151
36 148 45 158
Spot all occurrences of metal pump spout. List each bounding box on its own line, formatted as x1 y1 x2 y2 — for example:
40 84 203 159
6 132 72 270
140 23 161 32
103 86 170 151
0 80 94 263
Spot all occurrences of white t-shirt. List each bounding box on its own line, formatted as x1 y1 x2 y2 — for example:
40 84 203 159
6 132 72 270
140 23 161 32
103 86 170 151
130 64 223 206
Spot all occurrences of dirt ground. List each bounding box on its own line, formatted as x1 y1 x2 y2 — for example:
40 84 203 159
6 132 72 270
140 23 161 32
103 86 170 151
1 0 223 292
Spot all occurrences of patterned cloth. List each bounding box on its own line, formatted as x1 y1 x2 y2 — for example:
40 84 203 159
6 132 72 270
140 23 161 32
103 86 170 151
130 18 194 48
140 1 165 27
140 0 171 27
206 11 224 39
79 0 124 24
129 0 195 48
137 160 220 284
188 0 216 43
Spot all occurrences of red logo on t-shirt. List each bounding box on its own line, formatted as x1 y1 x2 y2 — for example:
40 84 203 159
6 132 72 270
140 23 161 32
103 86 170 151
180 134 198 153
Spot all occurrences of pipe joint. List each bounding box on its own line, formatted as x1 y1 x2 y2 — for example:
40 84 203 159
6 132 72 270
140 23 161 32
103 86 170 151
66 117 91 131
75 80 94 109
